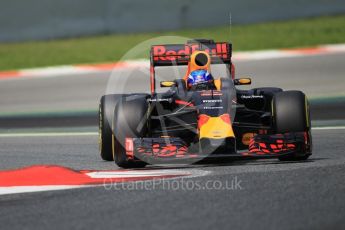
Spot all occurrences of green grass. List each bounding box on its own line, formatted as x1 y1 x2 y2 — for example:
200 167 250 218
0 15 344 71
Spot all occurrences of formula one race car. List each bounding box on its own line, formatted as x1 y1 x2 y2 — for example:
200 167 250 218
99 39 312 168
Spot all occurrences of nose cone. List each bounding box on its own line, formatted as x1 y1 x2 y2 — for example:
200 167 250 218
198 114 235 140
198 114 236 154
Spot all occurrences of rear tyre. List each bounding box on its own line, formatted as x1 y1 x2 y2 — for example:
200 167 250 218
272 91 312 161
112 95 149 168
99 95 122 161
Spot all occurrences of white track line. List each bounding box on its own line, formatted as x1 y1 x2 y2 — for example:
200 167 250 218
312 126 345 130
0 132 98 137
0 126 344 138
0 185 90 195
86 170 190 179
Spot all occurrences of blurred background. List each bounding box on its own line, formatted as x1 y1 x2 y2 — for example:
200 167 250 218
1 0 345 42
0 0 344 127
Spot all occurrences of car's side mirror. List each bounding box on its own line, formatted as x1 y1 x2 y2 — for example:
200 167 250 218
234 78 251 85
160 81 176 87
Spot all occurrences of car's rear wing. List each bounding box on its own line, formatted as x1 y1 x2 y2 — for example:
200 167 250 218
149 39 233 94
150 40 232 66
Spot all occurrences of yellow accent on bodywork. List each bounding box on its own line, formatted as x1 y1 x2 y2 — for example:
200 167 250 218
214 79 222 90
199 117 235 139
160 81 176 87
238 78 251 84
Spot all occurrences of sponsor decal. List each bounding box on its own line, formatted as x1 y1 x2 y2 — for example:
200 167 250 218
201 91 223 96
153 43 228 61
203 106 224 110
148 98 171 102
240 95 264 99
202 99 222 103
212 130 222 135
242 133 255 145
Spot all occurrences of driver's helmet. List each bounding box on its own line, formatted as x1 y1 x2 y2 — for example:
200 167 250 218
187 69 214 89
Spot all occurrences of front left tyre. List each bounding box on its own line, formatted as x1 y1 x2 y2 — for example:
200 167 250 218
272 90 312 161
99 95 123 161
112 95 149 168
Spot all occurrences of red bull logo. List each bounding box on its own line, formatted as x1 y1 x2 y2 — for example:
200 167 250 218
152 43 228 61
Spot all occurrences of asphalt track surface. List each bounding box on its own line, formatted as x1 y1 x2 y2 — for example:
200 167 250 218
0 53 345 230
0 128 345 230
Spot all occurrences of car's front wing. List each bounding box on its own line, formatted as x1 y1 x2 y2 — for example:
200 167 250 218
124 132 310 164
